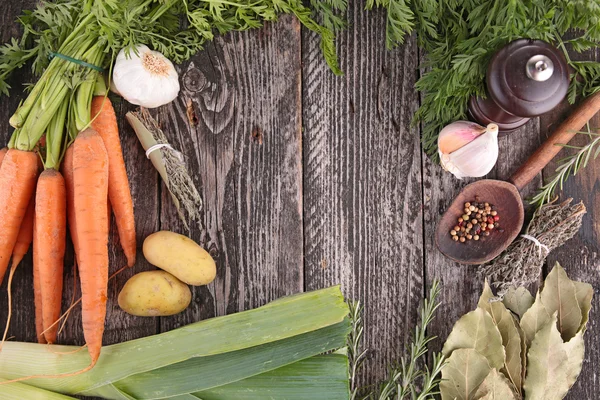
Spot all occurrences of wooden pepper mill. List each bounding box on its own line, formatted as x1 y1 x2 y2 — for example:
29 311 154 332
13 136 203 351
468 39 570 134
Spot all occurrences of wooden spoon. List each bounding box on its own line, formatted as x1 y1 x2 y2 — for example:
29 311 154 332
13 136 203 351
436 92 600 264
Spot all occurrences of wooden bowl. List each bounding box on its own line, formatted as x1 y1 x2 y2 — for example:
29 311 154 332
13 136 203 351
435 180 524 265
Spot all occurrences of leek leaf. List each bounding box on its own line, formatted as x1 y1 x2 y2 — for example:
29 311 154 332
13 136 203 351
193 354 350 400
109 320 350 399
0 380 77 400
0 287 348 394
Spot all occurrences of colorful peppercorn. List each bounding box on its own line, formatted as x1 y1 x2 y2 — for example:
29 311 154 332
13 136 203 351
449 198 502 243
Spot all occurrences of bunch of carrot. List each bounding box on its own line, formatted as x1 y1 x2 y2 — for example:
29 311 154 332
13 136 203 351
0 95 136 372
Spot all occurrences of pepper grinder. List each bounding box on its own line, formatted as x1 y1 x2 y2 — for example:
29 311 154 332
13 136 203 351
468 39 570 134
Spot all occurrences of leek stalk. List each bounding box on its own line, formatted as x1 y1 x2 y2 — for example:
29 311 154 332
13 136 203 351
106 321 349 398
1 353 349 400
0 287 350 399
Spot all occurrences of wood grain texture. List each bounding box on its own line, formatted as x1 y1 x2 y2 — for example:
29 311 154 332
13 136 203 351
540 42 600 400
301 6 424 386
3 1 600 398
158 14 304 333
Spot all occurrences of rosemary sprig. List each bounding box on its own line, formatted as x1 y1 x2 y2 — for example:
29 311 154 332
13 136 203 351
375 279 446 400
531 126 600 208
347 301 368 400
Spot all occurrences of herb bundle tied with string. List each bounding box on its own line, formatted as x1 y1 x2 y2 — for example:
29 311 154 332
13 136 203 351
479 198 586 297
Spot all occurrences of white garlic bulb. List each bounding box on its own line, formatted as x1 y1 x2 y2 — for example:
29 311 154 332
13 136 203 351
112 45 180 108
438 121 499 179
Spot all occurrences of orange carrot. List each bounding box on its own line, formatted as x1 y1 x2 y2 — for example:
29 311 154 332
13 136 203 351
1 152 38 347
91 96 136 267
11 195 35 273
73 129 109 366
0 149 39 284
62 146 79 260
32 218 47 344
0 147 7 165
6 196 38 344
33 169 67 344
107 196 111 234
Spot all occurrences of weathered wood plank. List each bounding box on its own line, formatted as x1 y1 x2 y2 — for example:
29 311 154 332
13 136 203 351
159 15 304 332
302 7 424 386
541 43 600 400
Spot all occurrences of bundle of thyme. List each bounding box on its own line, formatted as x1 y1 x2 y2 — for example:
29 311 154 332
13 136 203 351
126 109 202 231
479 198 586 297
348 279 446 400
367 0 600 158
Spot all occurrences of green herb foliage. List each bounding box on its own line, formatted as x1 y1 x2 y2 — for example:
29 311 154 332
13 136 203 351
0 0 343 98
370 0 600 159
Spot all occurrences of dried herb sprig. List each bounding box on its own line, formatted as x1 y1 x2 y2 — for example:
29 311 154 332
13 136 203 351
479 198 586 297
375 279 445 400
126 109 203 231
531 126 600 208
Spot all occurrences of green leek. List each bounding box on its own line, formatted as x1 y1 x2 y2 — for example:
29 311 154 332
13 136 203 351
0 287 350 399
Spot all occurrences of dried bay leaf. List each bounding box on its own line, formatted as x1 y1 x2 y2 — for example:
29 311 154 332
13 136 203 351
442 307 505 370
540 263 582 342
477 282 522 395
473 368 517 400
520 292 551 347
440 348 491 400
523 313 585 400
572 280 593 333
502 287 534 319
515 316 527 385
563 331 585 384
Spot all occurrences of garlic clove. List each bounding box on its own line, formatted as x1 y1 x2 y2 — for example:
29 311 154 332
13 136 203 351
113 45 180 108
439 123 499 179
438 121 488 154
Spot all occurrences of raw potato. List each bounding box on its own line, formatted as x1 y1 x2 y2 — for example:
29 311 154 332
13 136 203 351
143 230 216 286
118 271 191 317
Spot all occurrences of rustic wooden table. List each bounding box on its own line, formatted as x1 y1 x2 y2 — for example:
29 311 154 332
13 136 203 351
1 2 599 399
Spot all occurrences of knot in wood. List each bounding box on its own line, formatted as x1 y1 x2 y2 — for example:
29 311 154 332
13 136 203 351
183 67 207 93
208 244 219 259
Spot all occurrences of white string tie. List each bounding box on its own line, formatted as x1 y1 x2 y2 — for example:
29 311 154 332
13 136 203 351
146 143 173 159
521 234 549 256
145 143 184 162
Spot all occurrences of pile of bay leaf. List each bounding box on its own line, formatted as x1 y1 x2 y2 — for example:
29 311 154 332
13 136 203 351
440 263 593 399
